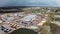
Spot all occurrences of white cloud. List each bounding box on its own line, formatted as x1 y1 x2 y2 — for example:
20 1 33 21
0 0 60 7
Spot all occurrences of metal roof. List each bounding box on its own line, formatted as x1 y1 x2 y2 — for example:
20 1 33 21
21 15 36 21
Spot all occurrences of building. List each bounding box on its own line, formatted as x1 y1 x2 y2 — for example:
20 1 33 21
21 14 36 23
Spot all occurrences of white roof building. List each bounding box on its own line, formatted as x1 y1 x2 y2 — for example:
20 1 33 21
21 15 36 21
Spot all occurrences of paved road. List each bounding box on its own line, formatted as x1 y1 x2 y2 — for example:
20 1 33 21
51 21 60 26
55 15 60 18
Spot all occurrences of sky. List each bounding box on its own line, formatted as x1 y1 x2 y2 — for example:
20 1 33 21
0 0 60 7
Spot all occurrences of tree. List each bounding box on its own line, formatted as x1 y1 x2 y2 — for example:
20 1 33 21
48 12 55 21
41 25 51 34
10 28 37 34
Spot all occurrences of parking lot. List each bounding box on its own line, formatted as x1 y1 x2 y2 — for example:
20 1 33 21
0 30 6 34
0 12 48 34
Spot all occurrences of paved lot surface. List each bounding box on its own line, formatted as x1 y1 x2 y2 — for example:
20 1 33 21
0 30 6 34
53 27 60 34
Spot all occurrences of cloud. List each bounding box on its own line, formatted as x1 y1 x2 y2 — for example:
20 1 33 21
0 0 60 7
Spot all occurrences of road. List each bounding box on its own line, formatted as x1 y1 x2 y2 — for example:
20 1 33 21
51 21 60 26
